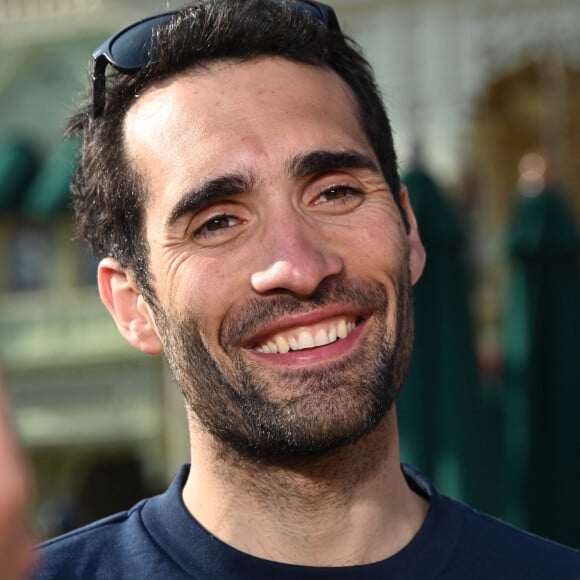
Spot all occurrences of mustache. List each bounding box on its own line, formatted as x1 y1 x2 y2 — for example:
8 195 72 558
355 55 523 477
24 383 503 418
219 274 389 348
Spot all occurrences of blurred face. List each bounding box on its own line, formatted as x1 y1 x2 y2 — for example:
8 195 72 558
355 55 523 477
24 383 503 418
0 369 33 579
124 57 424 460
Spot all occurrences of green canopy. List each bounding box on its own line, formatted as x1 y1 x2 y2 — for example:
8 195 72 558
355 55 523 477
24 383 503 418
503 187 580 547
23 137 79 219
399 167 483 505
0 137 40 210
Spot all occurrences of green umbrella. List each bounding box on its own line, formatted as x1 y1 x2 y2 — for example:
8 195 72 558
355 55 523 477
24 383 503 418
0 137 40 210
399 166 484 505
503 187 580 547
23 137 79 220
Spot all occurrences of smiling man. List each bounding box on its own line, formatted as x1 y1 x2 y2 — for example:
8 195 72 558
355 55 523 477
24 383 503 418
32 1 580 579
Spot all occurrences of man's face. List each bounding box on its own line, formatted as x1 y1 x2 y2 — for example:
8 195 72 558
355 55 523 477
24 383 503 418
123 57 423 460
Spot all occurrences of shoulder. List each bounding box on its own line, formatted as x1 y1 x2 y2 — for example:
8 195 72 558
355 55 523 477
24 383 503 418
31 465 193 580
402 464 580 579
448 496 580 579
31 500 152 579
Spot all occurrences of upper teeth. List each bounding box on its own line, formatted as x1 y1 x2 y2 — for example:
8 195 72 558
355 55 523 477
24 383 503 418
254 317 356 353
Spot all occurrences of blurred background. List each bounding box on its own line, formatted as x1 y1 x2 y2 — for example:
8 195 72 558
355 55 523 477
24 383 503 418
1 0 579 547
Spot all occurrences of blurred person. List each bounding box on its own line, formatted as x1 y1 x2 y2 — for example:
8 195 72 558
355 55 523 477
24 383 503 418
0 364 33 580
33 1 580 578
517 151 550 197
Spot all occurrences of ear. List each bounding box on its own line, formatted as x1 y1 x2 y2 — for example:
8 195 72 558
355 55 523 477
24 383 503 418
399 187 426 285
97 257 163 355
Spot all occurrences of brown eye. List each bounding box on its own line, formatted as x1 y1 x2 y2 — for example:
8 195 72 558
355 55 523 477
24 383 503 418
206 216 233 231
313 185 364 205
194 214 242 239
321 186 349 201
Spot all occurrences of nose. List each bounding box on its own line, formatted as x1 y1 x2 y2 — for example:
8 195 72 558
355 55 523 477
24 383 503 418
250 212 344 297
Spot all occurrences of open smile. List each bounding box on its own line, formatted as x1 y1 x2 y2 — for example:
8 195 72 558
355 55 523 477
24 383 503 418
246 312 368 366
253 316 358 354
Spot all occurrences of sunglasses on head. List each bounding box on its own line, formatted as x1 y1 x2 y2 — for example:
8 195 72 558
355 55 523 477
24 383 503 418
91 0 342 118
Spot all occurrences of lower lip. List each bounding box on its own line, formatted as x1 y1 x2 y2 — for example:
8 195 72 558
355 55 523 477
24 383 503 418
247 319 368 366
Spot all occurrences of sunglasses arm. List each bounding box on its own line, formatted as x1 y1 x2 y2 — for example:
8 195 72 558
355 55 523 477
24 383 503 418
92 56 109 119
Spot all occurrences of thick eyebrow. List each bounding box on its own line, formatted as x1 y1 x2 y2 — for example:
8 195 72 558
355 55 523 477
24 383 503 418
286 149 380 180
166 173 254 228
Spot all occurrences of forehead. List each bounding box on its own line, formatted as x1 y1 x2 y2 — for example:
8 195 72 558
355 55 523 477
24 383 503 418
123 57 372 212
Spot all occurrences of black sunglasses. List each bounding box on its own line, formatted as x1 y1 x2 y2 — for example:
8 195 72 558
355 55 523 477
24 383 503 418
91 0 342 118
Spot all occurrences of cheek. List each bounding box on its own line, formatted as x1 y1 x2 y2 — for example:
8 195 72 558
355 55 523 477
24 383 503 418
168 256 243 339
340 213 408 280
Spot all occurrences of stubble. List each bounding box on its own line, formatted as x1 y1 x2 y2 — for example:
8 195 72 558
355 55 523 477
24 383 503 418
156 273 414 464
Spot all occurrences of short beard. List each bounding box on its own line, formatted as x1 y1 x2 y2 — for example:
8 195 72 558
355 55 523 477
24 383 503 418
156 274 414 464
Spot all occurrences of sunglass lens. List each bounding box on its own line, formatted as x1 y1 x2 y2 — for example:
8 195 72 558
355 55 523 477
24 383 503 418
110 14 172 71
294 2 327 25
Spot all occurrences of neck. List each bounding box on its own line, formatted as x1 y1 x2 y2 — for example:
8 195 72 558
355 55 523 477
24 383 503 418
182 406 429 566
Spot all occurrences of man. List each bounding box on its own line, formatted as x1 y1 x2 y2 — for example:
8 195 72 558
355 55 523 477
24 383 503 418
0 365 33 580
33 0 580 578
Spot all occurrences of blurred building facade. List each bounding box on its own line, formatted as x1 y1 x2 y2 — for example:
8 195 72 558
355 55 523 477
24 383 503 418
1 0 579 539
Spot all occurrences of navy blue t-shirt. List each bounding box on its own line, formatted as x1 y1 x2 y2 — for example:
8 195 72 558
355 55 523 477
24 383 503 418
32 464 580 579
